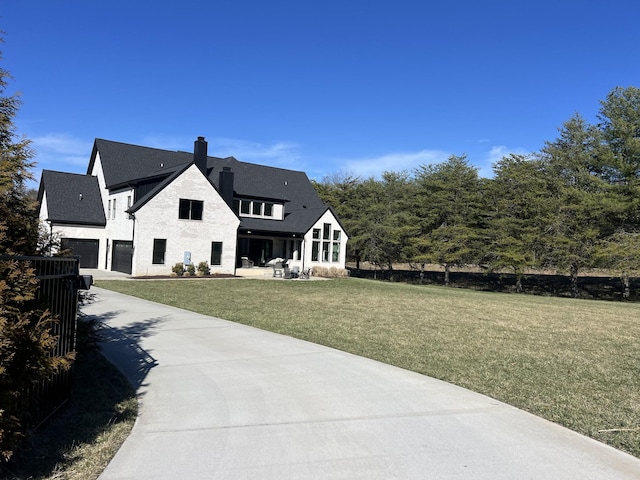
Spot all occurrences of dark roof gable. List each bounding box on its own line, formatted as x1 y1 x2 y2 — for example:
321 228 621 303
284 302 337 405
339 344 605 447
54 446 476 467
89 139 195 189
92 138 330 235
40 170 106 226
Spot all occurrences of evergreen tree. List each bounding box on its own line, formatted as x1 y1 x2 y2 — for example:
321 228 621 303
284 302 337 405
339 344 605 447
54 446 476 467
539 114 615 297
598 86 640 230
485 154 548 292
313 172 367 268
372 171 419 278
595 231 640 299
0 43 73 461
414 155 483 286
0 61 38 255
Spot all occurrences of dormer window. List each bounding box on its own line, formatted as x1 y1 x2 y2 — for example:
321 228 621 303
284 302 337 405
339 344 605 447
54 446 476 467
235 199 279 219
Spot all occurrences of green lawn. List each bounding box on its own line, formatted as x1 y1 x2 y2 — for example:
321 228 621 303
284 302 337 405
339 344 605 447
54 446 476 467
97 277 640 457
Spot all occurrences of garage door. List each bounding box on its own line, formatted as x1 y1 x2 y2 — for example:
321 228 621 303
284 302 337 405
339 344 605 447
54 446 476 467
61 238 99 268
112 240 133 274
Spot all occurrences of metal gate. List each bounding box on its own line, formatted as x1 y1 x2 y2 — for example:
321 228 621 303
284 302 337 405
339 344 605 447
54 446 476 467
0 255 86 428
112 240 133 274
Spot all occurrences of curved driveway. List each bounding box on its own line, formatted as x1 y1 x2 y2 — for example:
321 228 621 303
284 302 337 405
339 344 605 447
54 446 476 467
82 287 640 479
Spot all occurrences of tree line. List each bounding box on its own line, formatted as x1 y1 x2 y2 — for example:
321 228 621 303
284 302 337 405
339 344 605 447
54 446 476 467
313 86 640 299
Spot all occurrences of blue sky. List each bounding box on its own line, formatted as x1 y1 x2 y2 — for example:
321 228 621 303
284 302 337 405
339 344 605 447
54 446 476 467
3 0 639 189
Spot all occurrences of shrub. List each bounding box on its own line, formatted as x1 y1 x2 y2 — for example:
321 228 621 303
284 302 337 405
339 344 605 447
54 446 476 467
196 261 210 276
186 264 196 276
171 263 184 276
311 266 349 278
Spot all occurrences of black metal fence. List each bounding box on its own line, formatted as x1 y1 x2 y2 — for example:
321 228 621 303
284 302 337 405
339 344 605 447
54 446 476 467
348 267 640 302
1 255 82 428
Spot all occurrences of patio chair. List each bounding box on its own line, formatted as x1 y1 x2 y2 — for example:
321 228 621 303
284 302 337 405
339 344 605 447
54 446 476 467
241 256 254 268
290 266 300 278
272 261 284 277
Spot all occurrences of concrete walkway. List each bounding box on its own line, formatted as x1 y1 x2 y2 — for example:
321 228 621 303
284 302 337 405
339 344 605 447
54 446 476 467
81 287 640 480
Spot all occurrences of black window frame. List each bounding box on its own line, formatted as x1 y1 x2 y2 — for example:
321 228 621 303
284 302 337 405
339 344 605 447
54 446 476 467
211 241 223 265
152 238 166 264
323 223 331 239
179 199 204 220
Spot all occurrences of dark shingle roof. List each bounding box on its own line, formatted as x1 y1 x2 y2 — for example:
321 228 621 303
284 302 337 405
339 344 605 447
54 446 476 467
89 139 196 189
127 162 196 213
207 157 327 234
39 170 106 226
93 138 330 235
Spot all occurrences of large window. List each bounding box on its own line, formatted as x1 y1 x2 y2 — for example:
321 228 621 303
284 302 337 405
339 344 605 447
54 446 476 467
311 241 319 262
332 230 341 262
289 239 301 261
323 223 331 239
179 199 203 220
211 242 223 265
322 241 330 262
152 239 166 264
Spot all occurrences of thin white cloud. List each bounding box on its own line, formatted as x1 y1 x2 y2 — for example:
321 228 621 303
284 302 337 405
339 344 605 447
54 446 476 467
479 145 531 178
339 149 450 179
31 133 90 169
209 137 303 169
28 133 93 188
141 135 304 170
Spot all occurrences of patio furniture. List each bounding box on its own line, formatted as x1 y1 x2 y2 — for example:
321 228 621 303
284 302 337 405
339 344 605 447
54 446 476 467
241 257 254 268
272 261 284 277
299 268 310 279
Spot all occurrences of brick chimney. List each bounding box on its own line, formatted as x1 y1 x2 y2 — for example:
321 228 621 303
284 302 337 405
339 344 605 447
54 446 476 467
194 136 208 174
218 166 234 208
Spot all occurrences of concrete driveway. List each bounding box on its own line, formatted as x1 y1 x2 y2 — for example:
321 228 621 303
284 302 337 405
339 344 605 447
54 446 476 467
81 287 640 480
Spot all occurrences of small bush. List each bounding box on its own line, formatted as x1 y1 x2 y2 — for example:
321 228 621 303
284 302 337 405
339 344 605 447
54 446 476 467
196 261 210 276
311 266 349 278
171 263 184 276
186 264 196 276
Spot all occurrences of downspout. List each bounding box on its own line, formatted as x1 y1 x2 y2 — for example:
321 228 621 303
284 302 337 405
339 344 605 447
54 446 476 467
128 184 136 275
48 220 53 256
130 212 136 276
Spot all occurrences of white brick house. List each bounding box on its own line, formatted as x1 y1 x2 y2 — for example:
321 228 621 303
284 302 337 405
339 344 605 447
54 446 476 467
38 137 348 276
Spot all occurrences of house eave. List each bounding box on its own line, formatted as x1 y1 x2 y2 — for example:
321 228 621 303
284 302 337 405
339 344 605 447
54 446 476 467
238 227 305 237
47 219 106 227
